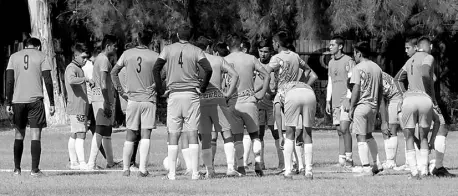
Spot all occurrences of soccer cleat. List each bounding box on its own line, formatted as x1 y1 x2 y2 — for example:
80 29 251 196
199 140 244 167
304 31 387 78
261 162 266 170
255 169 264 177
298 168 306 175
226 168 242 177
122 170 130 177
106 162 123 169
372 165 383 175
254 163 264 177
304 172 313 180
78 163 88 170
162 174 176 180
30 170 45 178
432 167 457 178
353 167 373 177
393 164 410 171
13 168 21 176
382 161 396 170
237 166 247 176
408 173 421 180
205 170 216 179
129 163 139 172
345 159 354 168
192 172 203 180
138 171 149 177
183 169 192 176
284 172 293 180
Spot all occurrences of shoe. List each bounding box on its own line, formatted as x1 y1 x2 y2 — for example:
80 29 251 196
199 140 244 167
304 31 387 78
192 172 203 180
372 165 383 175
277 163 285 171
237 166 247 176
107 162 123 169
13 168 21 176
205 170 216 179
85 164 102 171
184 169 192 176
66 162 80 170
284 172 293 180
304 172 313 180
162 174 176 180
408 173 421 180
226 168 242 177
345 159 354 168
255 169 264 177
432 167 457 178
353 167 373 177
393 164 410 171
130 163 139 172
30 170 45 178
122 170 130 177
78 163 88 170
298 168 306 175
382 161 396 170
261 162 266 170
138 171 149 177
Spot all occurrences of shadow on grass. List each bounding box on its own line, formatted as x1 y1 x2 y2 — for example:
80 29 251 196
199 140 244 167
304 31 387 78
54 171 111 176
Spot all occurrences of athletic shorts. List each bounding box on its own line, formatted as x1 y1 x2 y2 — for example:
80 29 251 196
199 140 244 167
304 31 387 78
352 104 376 135
259 107 274 126
126 100 156 131
167 91 200 133
229 101 258 134
119 96 128 114
274 109 286 131
69 115 87 133
92 101 114 126
284 88 316 128
433 106 446 126
388 98 401 124
332 100 350 125
401 93 433 129
200 100 232 134
12 99 47 129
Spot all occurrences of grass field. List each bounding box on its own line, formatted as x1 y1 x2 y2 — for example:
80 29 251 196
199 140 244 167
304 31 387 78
0 126 457 196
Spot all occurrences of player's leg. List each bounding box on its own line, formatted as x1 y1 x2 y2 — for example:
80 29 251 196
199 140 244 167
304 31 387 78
211 132 218 163
239 102 263 176
165 92 185 180
183 92 201 180
137 102 156 176
123 129 137 176
384 99 400 169
229 103 246 175
242 130 252 168
28 100 47 176
333 108 346 167
87 104 107 159
283 89 304 179
130 131 140 170
258 109 267 169
12 103 27 175
431 108 455 177
199 105 214 178
100 108 116 168
68 128 79 170
70 115 88 170
295 127 304 173
87 102 105 169
416 100 434 176
273 113 285 170
353 105 372 176
216 103 239 176
301 89 316 179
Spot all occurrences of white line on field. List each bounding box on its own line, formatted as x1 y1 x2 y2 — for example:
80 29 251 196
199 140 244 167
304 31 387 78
0 169 346 174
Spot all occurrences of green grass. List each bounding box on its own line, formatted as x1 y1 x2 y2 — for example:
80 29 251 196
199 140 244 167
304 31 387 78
0 127 457 196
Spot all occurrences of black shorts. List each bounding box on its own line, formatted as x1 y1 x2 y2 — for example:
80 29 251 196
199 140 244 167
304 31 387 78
12 99 47 129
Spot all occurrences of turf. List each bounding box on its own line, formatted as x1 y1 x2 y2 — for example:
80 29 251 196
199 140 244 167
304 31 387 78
0 126 456 196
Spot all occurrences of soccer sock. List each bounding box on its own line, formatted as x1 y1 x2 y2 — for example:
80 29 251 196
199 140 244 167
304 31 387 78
406 150 418 175
304 144 313 173
345 152 353 161
181 148 191 171
367 138 381 167
243 134 252 166
224 142 235 170
414 143 421 167
31 140 41 173
211 141 217 162
167 145 179 178
202 148 213 173
283 139 294 174
274 139 284 167
295 145 304 170
252 139 262 170
434 135 446 169
88 134 102 167
123 141 134 171
138 139 151 173
189 144 199 176
102 136 114 166
234 141 244 168
75 138 86 164
14 139 24 169
357 142 370 166
404 140 408 166
131 141 139 165
260 141 265 165
418 149 429 175
386 136 398 163
68 137 78 165
338 155 346 165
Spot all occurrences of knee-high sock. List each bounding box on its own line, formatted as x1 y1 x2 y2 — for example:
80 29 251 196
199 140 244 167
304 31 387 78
181 148 191 171
75 138 86 164
386 136 398 163
88 134 102 167
224 142 235 170
31 140 41 173
367 138 381 167
357 142 370 166
404 140 408 166
139 139 151 173
234 141 244 168
295 145 304 170
418 149 429 175
243 134 252 166
202 148 213 173
434 135 446 168
304 144 313 172
189 144 199 176
167 145 179 178
283 139 294 174
14 139 24 169
274 139 284 167
102 136 114 165
406 150 418 175
68 137 78 164
123 141 134 170
211 141 217 162
261 141 265 165
252 139 262 170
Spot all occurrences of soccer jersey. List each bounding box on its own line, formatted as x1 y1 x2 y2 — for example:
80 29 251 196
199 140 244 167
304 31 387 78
268 50 310 89
401 52 436 102
255 62 276 109
381 72 402 101
6 48 51 103
82 60 94 103
198 54 230 106
116 46 159 102
118 66 127 92
350 60 382 108
225 51 261 103
328 55 355 108
92 53 114 103
273 81 313 107
158 41 205 91
64 62 88 115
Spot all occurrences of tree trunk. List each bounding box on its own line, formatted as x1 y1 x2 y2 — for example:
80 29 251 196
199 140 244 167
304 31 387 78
28 0 67 126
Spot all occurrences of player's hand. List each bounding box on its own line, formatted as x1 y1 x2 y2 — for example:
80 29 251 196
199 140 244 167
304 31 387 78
325 102 331 114
103 102 112 118
279 136 285 150
381 122 390 136
6 106 13 116
120 92 128 101
49 106 55 116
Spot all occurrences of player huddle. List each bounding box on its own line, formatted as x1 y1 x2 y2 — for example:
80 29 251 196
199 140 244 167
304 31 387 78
5 25 455 180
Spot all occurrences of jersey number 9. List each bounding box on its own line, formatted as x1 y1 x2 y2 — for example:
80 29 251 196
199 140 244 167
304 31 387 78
24 55 29 70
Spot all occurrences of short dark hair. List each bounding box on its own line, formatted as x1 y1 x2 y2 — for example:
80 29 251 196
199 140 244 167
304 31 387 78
102 35 117 50
73 43 87 54
213 42 229 57
177 24 192 41
242 39 251 52
331 36 345 48
418 36 431 45
227 34 242 49
273 31 289 47
354 41 371 58
138 29 153 46
258 39 272 50
26 37 41 48
195 36 213 51
405 37 418 46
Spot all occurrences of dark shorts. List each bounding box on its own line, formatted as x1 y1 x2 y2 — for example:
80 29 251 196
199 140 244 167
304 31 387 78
12 99 47 129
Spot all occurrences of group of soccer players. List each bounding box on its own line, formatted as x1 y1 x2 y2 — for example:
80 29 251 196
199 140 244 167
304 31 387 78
5 23 455 180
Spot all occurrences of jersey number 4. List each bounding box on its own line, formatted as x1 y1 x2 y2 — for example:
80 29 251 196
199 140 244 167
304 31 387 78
136 57 142 73
178 52 183 68
24 55 29 70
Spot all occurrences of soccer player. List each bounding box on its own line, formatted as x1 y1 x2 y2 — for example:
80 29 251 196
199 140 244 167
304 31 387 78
348 41 383 176
274 81 316 179
153 24 213 180
111 29 158 177
325 36 355 168
65 43 91 170
195 37 240 178
5 37 55 176
87 35 119 170
224 34 270 176
379 72 402 169
254 39 284 170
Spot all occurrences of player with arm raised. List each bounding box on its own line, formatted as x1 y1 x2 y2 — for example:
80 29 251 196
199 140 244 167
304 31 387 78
5 37 55 177
153 25 213 180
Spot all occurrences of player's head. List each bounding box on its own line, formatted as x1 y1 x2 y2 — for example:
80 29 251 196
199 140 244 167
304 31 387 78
137 29 153 46
330 36 345 55
417 36 432 54
213 42 230 57
273 31 289 51
353 41 371 63
72 43 89 66
177 24 192 41
257 39 272 63
195 36 213 53
25 37 41 50
227 34 242 52
102 34 118 55
405 37 418 57
242 39 251 54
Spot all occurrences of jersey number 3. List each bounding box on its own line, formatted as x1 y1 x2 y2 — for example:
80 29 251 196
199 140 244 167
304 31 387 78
24 55 29 70
136 57 142 73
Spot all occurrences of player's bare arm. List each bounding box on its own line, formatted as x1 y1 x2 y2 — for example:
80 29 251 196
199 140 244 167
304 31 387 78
274 103 284 149
111 64 127 99
198 58 213 93
43 69 55 116
254 60 270 100
5 68 14 115
379 98 389 133
299 60 318 86
221 59 239 97
394 67 407 93
153 58 167 96
325 75 332 114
